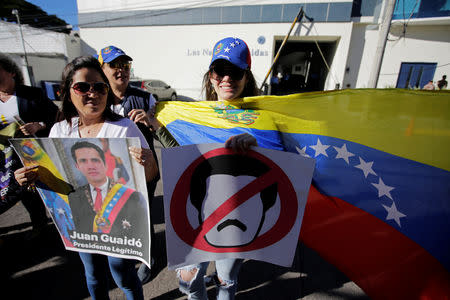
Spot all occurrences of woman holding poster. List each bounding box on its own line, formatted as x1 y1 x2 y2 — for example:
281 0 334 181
14 56 158 300
174 37 261 300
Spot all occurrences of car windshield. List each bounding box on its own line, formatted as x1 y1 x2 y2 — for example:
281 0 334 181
129 81 141 87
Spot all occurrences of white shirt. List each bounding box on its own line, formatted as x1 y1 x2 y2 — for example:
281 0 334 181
89 178 109 203
0 94 19 127
111 104 125 116
49 117 149 149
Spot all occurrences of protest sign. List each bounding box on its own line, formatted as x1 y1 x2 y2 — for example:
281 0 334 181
162 143 315 269
0 122 23 214
10 138 151 266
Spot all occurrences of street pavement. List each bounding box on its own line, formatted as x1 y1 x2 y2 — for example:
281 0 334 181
0 141 370 299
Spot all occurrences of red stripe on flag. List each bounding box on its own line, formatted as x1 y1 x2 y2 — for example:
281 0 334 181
300 186 450 300
62 235 73 248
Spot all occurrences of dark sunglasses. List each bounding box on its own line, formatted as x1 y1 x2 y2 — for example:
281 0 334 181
211 64 246 81
71 82 109 95
108 61 132 70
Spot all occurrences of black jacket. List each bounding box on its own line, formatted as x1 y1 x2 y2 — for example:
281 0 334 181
15 85 59 137
121 86 160 199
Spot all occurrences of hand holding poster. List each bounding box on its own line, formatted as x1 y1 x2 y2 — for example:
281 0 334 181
162 143 315 269
10 137 152 267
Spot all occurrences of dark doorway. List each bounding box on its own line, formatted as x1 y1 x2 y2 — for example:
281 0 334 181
269 40 337 95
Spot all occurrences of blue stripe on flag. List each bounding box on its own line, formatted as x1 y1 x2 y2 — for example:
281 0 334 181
282 133 450 271
167 119 285 151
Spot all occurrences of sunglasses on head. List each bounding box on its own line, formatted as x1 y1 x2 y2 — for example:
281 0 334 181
108 61 131 70
211 64 246 81
71 82 109 95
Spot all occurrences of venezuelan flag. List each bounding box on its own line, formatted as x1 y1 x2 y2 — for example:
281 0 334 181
157 89 450 299
13 139 74 246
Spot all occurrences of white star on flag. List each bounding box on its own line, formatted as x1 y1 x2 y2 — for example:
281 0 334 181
230 42 235 47
382 202 406 227
57 207 65 215
122 219 131 229
354 157 377 178
235 40 240 44
310 138 329 157
295 145 310 157
372 178 395 200
333 144 354 164
224 47 231 53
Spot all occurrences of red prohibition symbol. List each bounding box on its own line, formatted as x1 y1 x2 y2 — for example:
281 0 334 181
170 147 298 253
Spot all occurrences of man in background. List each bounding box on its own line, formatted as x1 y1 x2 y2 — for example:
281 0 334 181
96 46 160 282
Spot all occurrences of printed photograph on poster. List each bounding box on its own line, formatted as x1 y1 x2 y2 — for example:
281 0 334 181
162 143 315 269
10 138 151 267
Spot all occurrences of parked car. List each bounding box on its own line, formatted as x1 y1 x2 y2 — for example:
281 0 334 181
128 80 146 90
130 79 177 101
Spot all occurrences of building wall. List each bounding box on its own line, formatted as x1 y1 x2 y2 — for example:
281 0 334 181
354 23 450 88
27 55 68 83
379 24 450 87
77 0 450 95
80 21 353 98
0 21 81 86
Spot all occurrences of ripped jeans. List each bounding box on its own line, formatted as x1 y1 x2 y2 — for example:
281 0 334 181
177 258 243 300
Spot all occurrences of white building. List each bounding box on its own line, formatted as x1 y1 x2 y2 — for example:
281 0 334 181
77 0 450 99
0 21 81 87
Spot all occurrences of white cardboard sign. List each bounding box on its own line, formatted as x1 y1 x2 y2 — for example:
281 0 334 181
162 143 315 269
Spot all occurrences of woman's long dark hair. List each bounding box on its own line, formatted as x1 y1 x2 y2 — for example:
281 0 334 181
0 53 24 88
59 56 121 124
202 65 260 101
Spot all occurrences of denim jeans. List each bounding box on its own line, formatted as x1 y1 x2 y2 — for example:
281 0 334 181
78 252 143 300
177 258 243 300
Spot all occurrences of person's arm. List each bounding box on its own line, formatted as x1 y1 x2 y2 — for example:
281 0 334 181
14 119 65 187
127 94 157 129
14 165 39 187
19 122 46 136
126 121 159 182
154 126 179 148
128 146 158 182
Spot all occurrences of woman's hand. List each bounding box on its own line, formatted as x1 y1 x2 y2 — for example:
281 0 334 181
225 133 257 152
14 165 39 186
20 122 45 136
129 147 158 182
128 106 161 132
128 109 152 128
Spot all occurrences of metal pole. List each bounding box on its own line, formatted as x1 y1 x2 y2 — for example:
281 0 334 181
12 9 33 86
259 7 305 91
367 0 396 88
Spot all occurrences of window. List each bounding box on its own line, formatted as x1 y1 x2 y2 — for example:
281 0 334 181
396 62 437 89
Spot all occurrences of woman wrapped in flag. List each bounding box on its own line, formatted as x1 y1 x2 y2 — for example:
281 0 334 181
152 37 276 300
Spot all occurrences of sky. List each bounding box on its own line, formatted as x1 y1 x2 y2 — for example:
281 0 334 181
27 0 79 29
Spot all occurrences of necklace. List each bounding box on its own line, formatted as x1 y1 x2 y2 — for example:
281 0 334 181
78 119 103 137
